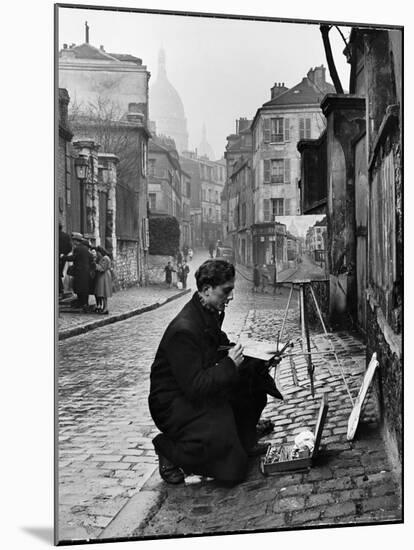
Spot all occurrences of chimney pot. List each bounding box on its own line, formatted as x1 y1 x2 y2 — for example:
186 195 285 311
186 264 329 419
63 43 67 49
100 45 105 51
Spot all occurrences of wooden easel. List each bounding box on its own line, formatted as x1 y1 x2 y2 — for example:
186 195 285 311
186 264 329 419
274 279 354 404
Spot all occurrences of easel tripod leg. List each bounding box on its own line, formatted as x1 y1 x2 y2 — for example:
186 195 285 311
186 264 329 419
300 284 314 397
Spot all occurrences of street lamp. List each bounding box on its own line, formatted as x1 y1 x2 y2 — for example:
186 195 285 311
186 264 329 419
74 154 89 234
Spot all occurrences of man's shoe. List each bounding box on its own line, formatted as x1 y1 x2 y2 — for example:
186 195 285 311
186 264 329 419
256 418 275 439
247 442 269 457
158 453 185 484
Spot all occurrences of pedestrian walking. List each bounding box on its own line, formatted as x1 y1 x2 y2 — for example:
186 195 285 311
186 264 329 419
58 222 72 298
182 244 189 262
148 259 283 486
208 242 215 258
164 261 176 288
188 247 193 261
94 246 112 314
179 260 190 289
89 247 98 308
252 264 260 293
62 233 91 311
260 264 269 293
176 249 183 265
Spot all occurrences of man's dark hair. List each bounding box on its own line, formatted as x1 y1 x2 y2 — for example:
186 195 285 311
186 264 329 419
195 259 235 291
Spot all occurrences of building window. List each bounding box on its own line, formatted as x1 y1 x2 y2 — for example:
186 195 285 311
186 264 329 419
241 203 247 226
264 159 290 184
271 118 284 142
299 118 312 139
148 159 156 176
271 198 284 217
149 193 156 211
264 117 290 143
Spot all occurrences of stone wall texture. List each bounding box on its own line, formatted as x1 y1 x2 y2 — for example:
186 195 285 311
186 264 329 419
114 240 139 289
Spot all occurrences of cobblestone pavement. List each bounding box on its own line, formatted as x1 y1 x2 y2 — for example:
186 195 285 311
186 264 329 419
57 256 402 543
133 313 402 539
57 253 292 541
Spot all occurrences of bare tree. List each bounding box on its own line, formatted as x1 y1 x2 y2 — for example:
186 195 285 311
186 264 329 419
69 97 141 186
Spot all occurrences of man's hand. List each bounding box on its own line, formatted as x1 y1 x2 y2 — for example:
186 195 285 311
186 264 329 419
228 343 244 367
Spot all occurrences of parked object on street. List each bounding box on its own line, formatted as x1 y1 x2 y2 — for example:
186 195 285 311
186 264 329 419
216 246 235 264
261 393 329 475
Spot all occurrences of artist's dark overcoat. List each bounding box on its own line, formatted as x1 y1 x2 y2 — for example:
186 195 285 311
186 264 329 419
149 292 279 483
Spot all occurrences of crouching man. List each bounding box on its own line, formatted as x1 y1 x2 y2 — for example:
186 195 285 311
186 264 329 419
148 259 283 485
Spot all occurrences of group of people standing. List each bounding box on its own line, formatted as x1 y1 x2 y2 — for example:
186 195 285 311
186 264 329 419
59 224 113 314
164 245 193 289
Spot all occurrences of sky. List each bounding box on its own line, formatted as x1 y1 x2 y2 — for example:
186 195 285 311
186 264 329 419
57 6 352 160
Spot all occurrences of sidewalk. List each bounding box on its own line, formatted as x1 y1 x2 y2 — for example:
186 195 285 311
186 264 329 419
58 285 191 340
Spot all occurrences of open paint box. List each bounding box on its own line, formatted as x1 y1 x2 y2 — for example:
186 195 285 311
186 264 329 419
260 393 329 475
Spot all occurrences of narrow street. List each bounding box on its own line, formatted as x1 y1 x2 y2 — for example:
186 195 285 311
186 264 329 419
57 253 401 542
57 253 291 540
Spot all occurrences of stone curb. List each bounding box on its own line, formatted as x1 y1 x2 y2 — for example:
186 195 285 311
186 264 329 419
58 289 191 341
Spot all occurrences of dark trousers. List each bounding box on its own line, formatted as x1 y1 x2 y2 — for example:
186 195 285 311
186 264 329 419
77 292 89 307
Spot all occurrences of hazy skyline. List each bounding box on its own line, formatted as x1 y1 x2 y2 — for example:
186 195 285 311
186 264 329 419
58 6 351 159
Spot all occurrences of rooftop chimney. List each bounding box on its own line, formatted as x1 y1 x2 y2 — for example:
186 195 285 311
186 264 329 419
100 45 105 51
270 82 288 100
85 21 89 44
307 65 326 91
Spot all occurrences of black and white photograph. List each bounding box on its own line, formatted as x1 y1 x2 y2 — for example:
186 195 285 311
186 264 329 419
52 1 403 546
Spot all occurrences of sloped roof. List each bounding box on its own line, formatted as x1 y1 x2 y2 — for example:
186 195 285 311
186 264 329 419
62 43 120 62
263 77 335 107
108 53 142 65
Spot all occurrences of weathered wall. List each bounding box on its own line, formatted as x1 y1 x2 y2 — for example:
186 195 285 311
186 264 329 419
147 254 176 285
114 240 139 289
366 303 402 466
322 96 365 329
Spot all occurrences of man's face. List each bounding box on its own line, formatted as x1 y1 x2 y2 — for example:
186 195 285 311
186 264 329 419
205 278 235 312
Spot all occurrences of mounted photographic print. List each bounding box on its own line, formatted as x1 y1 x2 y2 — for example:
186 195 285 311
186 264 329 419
55 3 403 545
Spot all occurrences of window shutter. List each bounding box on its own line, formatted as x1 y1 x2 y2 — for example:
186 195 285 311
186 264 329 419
263 199 270 222
299 118 305 140
284 118 290 141
284 158 290 184
264 119 271 143
306 118 311 138
285 198 290 215
264 159 271 183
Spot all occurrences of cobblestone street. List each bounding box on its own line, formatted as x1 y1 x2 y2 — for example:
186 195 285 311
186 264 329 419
57 255 402 543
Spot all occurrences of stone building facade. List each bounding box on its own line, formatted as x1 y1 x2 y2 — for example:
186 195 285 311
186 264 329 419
298 28 402 469
222 118 253 255
58 33 151 287
250 68 334 267
181 151 226 249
